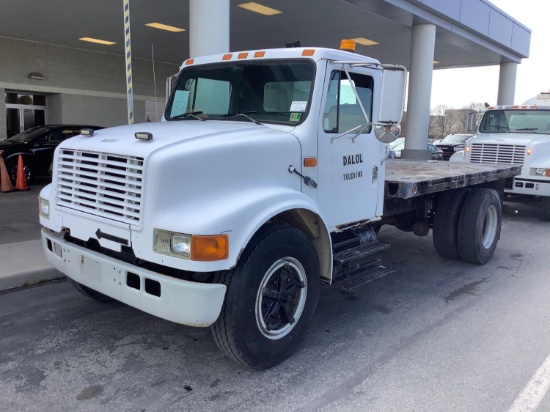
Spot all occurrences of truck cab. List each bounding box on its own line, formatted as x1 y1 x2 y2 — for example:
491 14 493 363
461 103 550 219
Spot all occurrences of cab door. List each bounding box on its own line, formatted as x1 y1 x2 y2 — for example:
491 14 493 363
316 64 384 229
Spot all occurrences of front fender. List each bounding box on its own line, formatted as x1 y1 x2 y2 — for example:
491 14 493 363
140 186 328 273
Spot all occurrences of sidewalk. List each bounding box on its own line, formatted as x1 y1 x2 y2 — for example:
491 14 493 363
0 238 63 291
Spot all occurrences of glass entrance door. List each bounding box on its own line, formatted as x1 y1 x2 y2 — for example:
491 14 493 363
5 92 47 137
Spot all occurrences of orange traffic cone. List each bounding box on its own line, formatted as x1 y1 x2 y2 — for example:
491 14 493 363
0 152 14 193
15 155 29 191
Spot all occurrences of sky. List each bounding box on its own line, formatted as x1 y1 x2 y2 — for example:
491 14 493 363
430 0 550 109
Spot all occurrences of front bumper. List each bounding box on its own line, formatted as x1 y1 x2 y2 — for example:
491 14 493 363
41 228 226 327
505 177 550 198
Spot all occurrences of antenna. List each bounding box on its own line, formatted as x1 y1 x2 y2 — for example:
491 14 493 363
152 44 159 119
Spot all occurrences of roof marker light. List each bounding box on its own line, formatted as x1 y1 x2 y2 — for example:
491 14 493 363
185 59 194 65
80 128 95 136
302 49 315 56
135 132 153 141
238 52 248 59
340 39 356 52
222 53 233 60
254 51 266 58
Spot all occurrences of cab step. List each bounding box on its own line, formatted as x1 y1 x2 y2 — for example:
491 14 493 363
333 241 390 266
333 259 396 292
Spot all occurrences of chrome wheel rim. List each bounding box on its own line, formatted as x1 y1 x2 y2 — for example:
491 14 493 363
481 205 498 249
255 257 307 340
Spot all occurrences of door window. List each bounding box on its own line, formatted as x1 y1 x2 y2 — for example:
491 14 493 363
323 71 373 134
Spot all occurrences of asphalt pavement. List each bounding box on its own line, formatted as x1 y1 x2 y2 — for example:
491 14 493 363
0 178 62 291
1 200 549 411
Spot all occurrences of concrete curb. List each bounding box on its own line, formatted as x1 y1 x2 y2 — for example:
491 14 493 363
0 239 64 292
0 268 65 291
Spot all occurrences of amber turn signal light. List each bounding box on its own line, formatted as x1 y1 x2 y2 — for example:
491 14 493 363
191 235 229 261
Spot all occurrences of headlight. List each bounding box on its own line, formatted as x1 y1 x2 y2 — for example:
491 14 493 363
153 229 228 261
39 197 50 219
154 229 191 258
531 168 550 177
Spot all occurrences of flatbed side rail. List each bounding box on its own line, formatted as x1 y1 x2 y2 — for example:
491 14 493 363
384 160 521 200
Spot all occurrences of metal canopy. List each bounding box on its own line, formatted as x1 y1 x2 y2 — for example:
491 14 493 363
0 0 530 69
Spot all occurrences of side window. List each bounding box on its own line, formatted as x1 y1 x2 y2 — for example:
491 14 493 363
323 70 373 134
49 129 78 143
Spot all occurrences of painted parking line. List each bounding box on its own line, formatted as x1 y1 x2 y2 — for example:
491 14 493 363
508 353 550 412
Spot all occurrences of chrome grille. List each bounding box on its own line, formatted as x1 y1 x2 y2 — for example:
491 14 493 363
56 149 144 226
470 143 526 165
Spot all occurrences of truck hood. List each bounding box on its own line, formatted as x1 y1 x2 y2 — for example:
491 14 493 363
57 120 293 157
473 132 550 147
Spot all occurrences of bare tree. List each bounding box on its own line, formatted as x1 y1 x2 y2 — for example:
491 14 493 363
464 102 486 132
429 105 458 139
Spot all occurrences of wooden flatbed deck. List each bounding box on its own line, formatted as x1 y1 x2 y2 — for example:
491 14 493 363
384 160 521 199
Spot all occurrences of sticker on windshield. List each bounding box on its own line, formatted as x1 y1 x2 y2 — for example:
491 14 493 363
290 101 307 112
289 113 301 122
170 90 190 117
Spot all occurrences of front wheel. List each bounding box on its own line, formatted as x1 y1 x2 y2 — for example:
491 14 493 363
6 158 32 184
211 224 320 369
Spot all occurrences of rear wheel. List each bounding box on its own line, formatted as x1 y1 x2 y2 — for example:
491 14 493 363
457 188 502 265
211 224 320 369
68 279 115 303
542 197 550 221
433 188 471 259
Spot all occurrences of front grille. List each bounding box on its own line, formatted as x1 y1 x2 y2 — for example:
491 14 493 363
56 149 144 226
438 146 455 161
470 143 526 165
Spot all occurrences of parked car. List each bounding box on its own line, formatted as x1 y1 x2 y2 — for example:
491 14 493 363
0 124 103 183
434 133 473 160
388 137 443 160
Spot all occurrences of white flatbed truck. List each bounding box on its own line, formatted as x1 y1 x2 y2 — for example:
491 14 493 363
39 46 519 368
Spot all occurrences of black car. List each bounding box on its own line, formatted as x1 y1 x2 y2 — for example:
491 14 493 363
389 137 444 160
0 124 103 183
435 134 473 160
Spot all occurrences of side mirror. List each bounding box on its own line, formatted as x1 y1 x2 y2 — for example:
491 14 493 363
378 66 407 124
375 125 398 143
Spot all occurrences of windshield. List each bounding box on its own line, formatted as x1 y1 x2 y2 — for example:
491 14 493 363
7 126 51 143
165 59 315 125
479 109 550 134
441 134 470 143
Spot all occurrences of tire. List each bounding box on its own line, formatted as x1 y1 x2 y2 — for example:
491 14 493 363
457 188 502 265
211 224 320 369
433 188 471 259
542 197 550 221
68 279 115 303
6 158 32 184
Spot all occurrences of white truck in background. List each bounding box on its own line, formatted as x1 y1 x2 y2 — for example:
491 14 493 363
454 91 550 220
39 46 519 368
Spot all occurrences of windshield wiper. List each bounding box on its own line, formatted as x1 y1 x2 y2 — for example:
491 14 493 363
223 111 263 125
514 128 538 131
172 111 205 121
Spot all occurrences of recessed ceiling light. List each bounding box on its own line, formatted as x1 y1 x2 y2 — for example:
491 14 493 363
145 22 186 32
238 2 282 16
79 37 116 46
352 37 379 46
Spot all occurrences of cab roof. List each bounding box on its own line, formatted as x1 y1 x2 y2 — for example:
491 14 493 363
179 47 380 70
